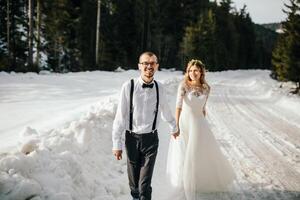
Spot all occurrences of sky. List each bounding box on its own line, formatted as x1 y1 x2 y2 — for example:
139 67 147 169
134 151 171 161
231 0 289 24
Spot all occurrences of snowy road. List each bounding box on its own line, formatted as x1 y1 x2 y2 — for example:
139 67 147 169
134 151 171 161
0 70 299 200
203 71 300 199
151 71 300 200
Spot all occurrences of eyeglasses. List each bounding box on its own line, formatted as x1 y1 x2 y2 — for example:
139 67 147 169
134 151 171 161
139 62 158 67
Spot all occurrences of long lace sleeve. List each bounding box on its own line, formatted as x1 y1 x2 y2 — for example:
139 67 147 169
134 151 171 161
203 86 210 111
176 82 186 109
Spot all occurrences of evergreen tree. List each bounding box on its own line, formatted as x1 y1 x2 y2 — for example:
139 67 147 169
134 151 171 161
214 0 239 70
254 24 278 69
272 0 300 92
0 0 27 71
182 8 216 70
35 0 42 69
0 0 9 70
0 0 280 72
43 0 81 72
155 0 185 68
28 0 34 71
234 6 256 69
272 35 289 81
95 0 101 67
8 0 28 72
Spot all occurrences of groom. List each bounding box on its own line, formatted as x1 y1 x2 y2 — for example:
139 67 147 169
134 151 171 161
112 52 179 200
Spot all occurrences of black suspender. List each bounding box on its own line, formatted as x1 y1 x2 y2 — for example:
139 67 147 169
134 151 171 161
129 79 134 132
152 80 159 131
128 79 159 133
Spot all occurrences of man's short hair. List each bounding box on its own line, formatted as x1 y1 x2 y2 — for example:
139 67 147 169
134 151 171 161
139 51 158 63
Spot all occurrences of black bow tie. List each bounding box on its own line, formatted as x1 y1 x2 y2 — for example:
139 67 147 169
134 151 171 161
142 83 154 88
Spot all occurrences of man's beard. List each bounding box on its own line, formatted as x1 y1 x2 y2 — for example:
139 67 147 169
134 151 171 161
144 69 154 78
145 72 154 78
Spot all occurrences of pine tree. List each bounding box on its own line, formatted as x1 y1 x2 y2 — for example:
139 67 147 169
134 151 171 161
28 0 34 71
0 0 9 70
0 0 280 72
234 5 256 69
43 0 81 72
6 0 10 69
8 0 27 72
181 8 216 70
272 35 289 81
272 0 300 92
215 0 239 70
36 0 41 68
95 0 101 67
155 0 186 68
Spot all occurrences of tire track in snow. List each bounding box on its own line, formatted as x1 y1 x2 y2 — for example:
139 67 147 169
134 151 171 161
227 85 300 170
210 80 300 196
210 89 284 200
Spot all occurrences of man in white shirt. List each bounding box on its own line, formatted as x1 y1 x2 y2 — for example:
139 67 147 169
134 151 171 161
112 52 179 200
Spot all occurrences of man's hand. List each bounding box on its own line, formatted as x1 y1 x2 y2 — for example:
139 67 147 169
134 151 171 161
172 131 180 139
113 150 123 160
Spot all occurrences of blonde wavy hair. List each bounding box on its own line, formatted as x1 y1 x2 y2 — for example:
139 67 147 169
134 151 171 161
184 59 210 90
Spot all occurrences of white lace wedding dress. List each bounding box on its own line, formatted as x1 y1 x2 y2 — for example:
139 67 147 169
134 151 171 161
167 82 236 200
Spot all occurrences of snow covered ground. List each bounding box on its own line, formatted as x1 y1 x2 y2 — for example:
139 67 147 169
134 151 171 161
0 69 299 200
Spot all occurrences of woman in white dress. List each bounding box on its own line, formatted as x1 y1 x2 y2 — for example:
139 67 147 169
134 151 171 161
167 59 236 199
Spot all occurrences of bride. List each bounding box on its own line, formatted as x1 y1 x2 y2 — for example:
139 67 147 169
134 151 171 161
167 59 236 199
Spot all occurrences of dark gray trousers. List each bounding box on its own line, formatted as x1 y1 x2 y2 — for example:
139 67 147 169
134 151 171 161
125 130 159 200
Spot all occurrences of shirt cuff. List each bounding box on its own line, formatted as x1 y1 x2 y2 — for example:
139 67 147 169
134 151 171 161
170 126 178 134
112 141 122 150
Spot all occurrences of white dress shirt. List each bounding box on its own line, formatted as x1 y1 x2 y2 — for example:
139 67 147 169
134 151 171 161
112 77 177 150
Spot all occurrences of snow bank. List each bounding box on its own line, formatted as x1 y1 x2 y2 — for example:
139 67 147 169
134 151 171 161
0 98 128 200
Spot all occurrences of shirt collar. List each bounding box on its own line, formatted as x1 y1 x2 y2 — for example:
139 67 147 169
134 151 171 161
138 76 154 85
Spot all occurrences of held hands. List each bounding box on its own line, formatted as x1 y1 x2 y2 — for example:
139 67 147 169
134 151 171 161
172 130 180 139
203 109 206 117
113 150 122 160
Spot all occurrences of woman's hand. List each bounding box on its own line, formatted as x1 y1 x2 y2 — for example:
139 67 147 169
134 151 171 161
172 130 180 139
203 109 206 117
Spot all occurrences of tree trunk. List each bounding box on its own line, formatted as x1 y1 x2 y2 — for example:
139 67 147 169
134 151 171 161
95 0 101 67
54 38 58 72
28 0 33 70
36 0 41 68
6 0 10 68
142 0 149 50
294 82 300 94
